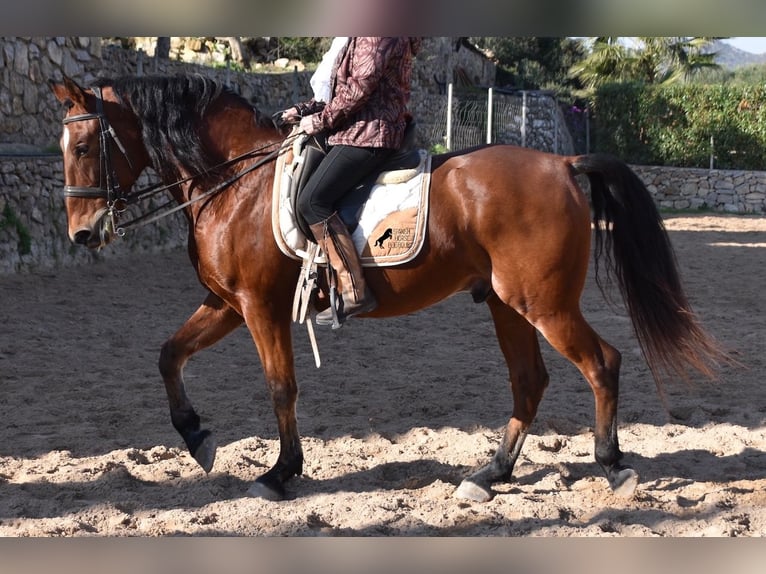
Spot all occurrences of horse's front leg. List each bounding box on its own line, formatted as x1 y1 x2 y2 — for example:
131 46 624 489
244 308 303 501
159 291 244 472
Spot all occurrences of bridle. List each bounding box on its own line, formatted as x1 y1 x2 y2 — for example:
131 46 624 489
61 85 294 238
62 86 133 236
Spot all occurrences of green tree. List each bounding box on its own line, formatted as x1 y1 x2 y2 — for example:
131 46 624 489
568 37 637 92
633 37 720 84
155 37 170 59
570 37 721 95
469 37 585 95
731 63 766 84
275 37 331 63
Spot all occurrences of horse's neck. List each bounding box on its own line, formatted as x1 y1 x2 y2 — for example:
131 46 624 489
172 107 282 218
206 103 284 163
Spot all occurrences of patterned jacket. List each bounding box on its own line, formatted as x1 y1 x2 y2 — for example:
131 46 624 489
303 37 421 149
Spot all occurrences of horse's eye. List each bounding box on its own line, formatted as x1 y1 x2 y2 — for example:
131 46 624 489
74 143 89 157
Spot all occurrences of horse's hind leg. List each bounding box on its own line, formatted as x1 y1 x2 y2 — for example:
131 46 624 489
159 291 244 473
534 308 638 497
456 296 550 502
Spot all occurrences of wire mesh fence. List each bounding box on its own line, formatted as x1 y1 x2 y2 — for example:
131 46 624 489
415 85 580 156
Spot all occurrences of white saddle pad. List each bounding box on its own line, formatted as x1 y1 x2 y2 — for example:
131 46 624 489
272 137 432 268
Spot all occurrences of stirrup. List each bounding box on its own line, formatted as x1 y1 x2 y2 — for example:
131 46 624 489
315 286 343 329
315 288 377 329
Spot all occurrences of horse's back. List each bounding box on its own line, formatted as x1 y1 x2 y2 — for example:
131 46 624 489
429 144 590 236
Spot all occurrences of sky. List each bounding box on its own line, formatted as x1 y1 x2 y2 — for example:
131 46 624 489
721 37 766 54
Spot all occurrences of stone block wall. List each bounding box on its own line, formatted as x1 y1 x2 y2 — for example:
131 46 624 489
1 37 103 151
493 91 574 155
0 156 187 274
632 165 766 213
0 37 314 151
1 37 496 152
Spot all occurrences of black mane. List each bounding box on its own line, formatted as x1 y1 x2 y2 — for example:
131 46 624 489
94 74 271 181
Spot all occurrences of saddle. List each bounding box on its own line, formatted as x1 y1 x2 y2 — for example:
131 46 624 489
272 121 431 268
271 121 432 368
290 120 423 239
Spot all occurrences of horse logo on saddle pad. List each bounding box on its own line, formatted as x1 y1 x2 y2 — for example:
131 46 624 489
271 128 432 268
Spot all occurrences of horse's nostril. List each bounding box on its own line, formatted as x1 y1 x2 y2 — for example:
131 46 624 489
73 230 91 245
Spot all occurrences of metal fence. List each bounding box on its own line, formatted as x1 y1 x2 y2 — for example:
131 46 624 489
415 84 580 156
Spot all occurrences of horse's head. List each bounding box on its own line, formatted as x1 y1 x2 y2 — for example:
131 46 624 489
50 76 148 249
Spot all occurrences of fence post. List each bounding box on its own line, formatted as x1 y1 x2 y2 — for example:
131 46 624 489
553 96 559 154
710 135 715 170
292 66 300 103
446 83 453 151
486 87 493 144
137 49 144 77
521 91 527 149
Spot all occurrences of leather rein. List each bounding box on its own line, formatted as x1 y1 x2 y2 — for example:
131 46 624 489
61 86 291 237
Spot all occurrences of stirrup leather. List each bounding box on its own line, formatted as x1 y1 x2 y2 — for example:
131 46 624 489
291 241 322 367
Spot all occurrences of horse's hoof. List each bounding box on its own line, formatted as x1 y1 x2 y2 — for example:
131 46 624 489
191 432 217 473
455 480 493 502
246 480 285 501
610 467 639 497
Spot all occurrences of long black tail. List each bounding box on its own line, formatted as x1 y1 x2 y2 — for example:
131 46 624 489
572 153 730 389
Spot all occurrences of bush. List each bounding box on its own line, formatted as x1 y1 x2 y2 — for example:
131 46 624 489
591 83 766 170
275 38 330 64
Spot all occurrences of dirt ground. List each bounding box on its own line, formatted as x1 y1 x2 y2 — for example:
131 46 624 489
0 213 764 537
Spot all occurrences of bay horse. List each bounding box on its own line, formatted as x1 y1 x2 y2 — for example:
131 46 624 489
50 74 726 503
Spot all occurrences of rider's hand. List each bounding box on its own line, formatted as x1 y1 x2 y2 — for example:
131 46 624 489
281 107 301 124
299 114 319 135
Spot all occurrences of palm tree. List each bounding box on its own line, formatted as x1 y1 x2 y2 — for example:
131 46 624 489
568 37 636 92
570 37 721 93
632 37 720 84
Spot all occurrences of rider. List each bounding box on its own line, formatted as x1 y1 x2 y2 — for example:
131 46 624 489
282 37 422 328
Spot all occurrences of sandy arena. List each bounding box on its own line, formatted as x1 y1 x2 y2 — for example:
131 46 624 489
0 213 764 536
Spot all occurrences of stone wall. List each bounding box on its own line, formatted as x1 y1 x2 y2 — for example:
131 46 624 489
0 37 314 151
1 37 103 151
1 37 495 152
632 165 766 213
493 91 574 155
0 156 188 274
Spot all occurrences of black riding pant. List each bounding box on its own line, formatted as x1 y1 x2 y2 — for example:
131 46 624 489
297 144 394 226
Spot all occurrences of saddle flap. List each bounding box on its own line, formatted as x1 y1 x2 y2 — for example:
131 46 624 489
273 144 432 268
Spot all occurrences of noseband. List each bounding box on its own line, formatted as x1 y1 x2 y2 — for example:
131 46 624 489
62 86 133 235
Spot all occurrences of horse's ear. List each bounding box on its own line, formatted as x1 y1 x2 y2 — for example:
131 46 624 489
49 75 87 108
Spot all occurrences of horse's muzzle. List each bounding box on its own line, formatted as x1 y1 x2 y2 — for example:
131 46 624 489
68 206 114 249
70 217 113 249
71 227 110 249
73 229 93 246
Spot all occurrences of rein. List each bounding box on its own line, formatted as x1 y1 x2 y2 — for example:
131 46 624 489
62 86 294 236
115 143 286 235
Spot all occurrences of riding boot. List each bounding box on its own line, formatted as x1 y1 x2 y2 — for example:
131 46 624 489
309 212 377 328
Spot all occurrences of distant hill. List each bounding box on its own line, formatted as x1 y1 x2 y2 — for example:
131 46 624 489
709 40 766 69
